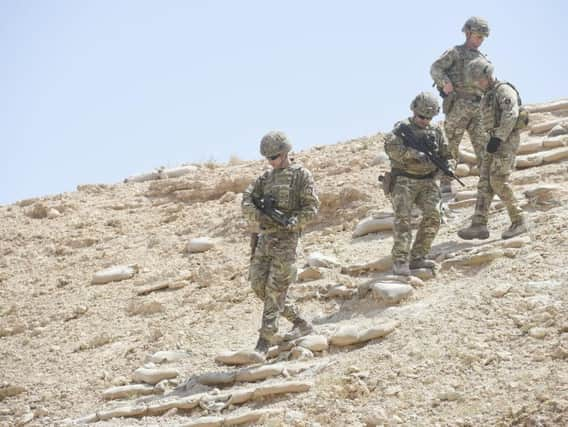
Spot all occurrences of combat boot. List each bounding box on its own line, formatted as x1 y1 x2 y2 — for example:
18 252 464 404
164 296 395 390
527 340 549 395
392 260 411 276
501 219 528 239
254 336 270 354
283 319 314 341
409 257 436 270
457 224 489 240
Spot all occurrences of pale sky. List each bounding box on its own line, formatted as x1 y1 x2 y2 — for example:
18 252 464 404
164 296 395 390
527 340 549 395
1 0 566 205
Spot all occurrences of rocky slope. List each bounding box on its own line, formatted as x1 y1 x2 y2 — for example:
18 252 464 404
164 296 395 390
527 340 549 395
1 99 567 426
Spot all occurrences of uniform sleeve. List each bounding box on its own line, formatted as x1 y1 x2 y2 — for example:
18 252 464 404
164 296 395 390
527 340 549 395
430 48 457 87
493 86 519 141
241 176 263 223
384 130 423 164
436 127 454 166
295 169 320 228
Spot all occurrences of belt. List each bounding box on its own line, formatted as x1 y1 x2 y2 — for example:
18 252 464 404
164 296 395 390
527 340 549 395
392 169 436 180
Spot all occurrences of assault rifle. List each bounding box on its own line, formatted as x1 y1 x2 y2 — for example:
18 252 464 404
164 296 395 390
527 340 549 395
394 123 465 187
252 195 296 228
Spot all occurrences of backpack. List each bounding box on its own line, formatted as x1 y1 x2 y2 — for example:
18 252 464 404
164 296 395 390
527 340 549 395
495 82 530 130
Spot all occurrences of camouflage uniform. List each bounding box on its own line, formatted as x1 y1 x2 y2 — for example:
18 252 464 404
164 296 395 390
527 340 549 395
431 44 488 165
385 117 451 266
458 57 527 240
470 81 524 226
242 139 319 344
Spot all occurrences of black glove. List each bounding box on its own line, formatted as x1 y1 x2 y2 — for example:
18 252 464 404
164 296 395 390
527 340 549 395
486 136 502 153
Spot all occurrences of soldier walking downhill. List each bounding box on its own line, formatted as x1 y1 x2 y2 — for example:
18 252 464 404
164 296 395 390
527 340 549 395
458 58 528 240
431 16 490 193
384 92 453 276
242 131 320 353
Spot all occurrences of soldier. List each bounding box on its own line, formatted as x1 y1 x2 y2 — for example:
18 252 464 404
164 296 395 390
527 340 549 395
431 16 490 193
458 58 528 240
385 92 452 276
242 131 320 353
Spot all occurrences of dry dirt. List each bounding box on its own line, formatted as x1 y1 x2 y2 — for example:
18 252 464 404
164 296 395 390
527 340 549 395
1 100 568 426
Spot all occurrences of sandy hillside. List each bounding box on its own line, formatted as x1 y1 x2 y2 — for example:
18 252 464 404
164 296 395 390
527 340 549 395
1 99 568 427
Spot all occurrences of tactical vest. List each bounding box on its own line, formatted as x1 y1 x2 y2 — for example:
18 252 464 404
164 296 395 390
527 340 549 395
483 82 529 131
261 164 303 215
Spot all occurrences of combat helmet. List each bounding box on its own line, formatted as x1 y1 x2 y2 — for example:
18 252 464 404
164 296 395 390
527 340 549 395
462 16 490 37
260 131 292 158
466 57 495 82
410 92 440 118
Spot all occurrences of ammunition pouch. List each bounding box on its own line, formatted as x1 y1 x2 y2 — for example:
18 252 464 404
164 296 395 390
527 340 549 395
515 106 530 130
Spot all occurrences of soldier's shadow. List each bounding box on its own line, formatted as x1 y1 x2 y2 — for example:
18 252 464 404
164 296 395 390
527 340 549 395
429 237 502 258
311 272 401 327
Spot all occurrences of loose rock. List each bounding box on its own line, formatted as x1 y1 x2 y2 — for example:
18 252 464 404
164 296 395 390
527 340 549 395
187 237 216 253
91 264 139 285
215 350 265 366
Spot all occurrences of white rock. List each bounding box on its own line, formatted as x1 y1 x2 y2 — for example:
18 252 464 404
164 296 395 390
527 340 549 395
352 217 393 238
102 384 155 400
187 237 216 253
548 124 568 137
330 320 398 346
124 170 162 183
307 252 341 269
438 390 461 401
542 147 568 164
294 335 329 352
91 265 139 285
358 321 399 342
529 327 548 339
543 134 568 149
133 367 179 385
458 150 477 165
215 350 265 366
492 283 512 298
147 350 191 364
530 118 568 135
370 282 414 304
343 255 392 275
517 140 543 154
454 163 470 177
47 208 61 219
454 190 477 202
326 284 355 298
329 325 360 346
525 99 568 113
162 165 198 178
516 153 544 169
297 267 323 282
198 371 236 385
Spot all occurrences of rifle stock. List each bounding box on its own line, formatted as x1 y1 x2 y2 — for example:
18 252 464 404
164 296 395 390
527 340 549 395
395 123 465 187
252 195 294 227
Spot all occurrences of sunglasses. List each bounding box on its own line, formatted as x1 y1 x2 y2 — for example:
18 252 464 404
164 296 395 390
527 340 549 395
417 114 433 120
267 154 280 161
